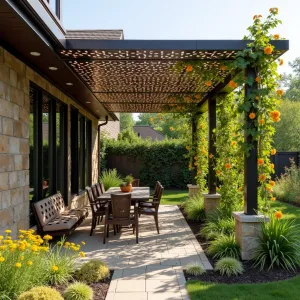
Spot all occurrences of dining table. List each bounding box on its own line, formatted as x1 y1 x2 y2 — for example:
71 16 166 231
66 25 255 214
97 186 150 203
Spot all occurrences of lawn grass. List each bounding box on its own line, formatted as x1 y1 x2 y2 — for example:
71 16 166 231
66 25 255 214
160 189 188 205
187 275 300 300
271 200 300 225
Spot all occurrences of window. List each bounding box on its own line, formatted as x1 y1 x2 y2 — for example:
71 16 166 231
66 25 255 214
71 107 92 195
46 0 61 19
29 84 68 213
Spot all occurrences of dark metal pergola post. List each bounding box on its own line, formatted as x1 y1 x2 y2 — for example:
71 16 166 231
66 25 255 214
244 66 258 215
191 115 198 185
208 97 217 194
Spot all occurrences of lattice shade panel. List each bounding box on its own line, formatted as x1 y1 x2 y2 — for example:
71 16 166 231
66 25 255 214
103 102 175 113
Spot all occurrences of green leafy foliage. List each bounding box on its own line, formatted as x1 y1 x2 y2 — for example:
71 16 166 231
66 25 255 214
120 113 134 131
273 160 300 204
17 287 63 300
99 169 123 191
63 282 93 300
124 174 134 185
253 215 300 271
214 257 244 276
103 138 192 188
207 234 240 259
75 260 109 284
183 193 205 222
185 262 206 276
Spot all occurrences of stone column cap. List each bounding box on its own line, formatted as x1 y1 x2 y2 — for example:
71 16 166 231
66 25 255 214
202 193 221 199
187 184 199 188
232 211 269 223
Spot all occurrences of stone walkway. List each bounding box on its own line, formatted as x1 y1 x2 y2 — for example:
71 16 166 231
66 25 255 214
68 205 212 300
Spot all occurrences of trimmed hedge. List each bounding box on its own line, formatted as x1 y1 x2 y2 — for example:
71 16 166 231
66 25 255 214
102 138 192 188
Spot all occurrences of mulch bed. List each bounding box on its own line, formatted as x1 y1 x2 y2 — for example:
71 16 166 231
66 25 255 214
54 271 113 300
179 205 300 284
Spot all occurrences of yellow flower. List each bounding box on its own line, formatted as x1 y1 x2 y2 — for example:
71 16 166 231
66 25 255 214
270 180 275 187
186 146 190 151
79 251 86 257
0 236 3 240
20 256 24 261
258 14 262 18
169 127 174 131
228 80 238 89
52 265 59 272
186 65 193 72
231 141 237 147
31 246 38 252
271 197 276 202
15 262 22 268
27 261 33 266
216 170 222 176
225 163 231 169
205 81 212 87
249 112 256 120
194 162 198 166
257 158 264 166
264 45 273 55
258 174 266 182
271 149 277 155
194 156 198 161
266 185 273 192
270 163 275 169
5 230 11 234
0 256 4 263
149 117 153 123
19 235 24 239
273 34 280 40
279 59 284 66
276 89 284 97
81 241 86 245
259 119 265 125
43 235 52 241
274 211 283 219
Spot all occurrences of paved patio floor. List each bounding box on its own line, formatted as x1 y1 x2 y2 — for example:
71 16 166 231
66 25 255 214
68 205 212 300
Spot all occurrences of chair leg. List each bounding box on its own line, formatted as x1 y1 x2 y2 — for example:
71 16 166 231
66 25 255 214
133 224 135 234
100 215 103 222
97 216 100 225
106 224 109 238
154 214 159 234
136 221 139 244
90 217 96 236
103 223 106 244
113 225 116 235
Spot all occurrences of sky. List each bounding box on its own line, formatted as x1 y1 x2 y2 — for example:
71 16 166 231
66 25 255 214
62 0 299 74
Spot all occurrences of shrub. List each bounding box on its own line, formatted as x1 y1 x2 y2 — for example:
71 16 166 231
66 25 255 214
215 257 244 276
253 214 300 271
99 169 123 191
183 193 205 221
64 282 93 300
17 286 63 300
200 215 235 240
273 160 300 204
75 259 109 283
185 262 206 276
207 234 240 259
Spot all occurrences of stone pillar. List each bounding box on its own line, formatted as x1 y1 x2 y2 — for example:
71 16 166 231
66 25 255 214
187 184 200 197
203 193 221 213
233 212 269 260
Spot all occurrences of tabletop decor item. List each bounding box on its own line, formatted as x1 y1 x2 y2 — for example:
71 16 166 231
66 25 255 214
120 174 134 192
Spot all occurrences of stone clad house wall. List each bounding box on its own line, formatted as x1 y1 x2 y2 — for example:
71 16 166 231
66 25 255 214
0 47 100 235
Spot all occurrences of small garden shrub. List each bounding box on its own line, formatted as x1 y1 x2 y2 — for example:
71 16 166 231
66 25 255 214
75 259 109 283
273 160 300 204
200 215 235 240
99 169 123 191
215 257 244 276
64 282 93 300
183 193 205 221
253 214 300 271
185 262 206 276
17 287 63 300
207 234 240 259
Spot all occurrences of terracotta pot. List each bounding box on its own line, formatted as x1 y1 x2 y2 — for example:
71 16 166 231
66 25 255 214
120 184 132 193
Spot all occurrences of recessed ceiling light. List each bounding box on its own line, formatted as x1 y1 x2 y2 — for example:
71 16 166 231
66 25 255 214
30 52 41 56
86 101 91 104
49 66 58 71
66 82 73 86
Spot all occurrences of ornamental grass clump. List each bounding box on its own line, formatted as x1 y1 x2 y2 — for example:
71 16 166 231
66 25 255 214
17 286 63 300
99 169 123 190
215 257 244 276
183 193 205 222
185 262 206 276
64 282 93 300
75 259 109 283
207 234 240 259
253 213 300 271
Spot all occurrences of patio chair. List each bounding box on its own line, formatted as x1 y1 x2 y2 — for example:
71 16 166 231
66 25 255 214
132 179 140 187
103 193 139 244
92 183 107 224
100 182 105 193
138 183 164 234
86 186 106 236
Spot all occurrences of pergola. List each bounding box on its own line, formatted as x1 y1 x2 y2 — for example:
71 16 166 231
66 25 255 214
58 39 289 215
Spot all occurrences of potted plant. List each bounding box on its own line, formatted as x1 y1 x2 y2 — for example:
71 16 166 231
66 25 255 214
120 175 134 192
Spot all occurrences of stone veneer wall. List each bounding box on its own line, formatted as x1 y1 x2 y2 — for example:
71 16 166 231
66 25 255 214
0 47 99 235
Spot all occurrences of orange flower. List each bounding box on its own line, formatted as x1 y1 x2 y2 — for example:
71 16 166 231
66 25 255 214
185 96 191 103
249 112 256 119
205 81 212 87
194 156 198 160
149 117 153 122
194 162 198 166
259 119 265 125
273 34 280 40
270 110 281 122
231 141 237 146
270 163 275 169
274 211 283 219
264 45 273 55
197 170 201 175
270 180 275 187
276 89 284 97
238 187 243 192
271 197 276 201
255 96 259 101
258 174 266 182
186 65 193 72
186 146 191 151
228 80 238 89
271 149 277 155
255 77 261 83
169 127 174 131
201 149 207 155
270 7 279 14
257 158 264 165
266 185 273 192
195 94 201 99
209 153 213 159
225 163 231 169
221 65 227 71
279 59 284 66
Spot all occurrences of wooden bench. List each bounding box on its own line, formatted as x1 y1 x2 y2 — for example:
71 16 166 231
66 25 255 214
32 193 89 236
